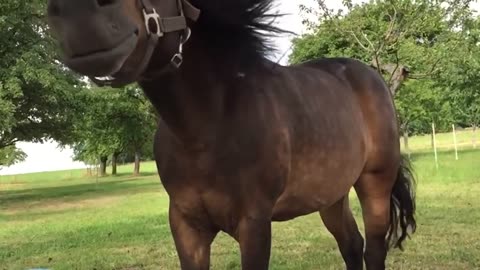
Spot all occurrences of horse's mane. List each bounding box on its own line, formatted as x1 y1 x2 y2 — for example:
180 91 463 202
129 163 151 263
189 0 288 65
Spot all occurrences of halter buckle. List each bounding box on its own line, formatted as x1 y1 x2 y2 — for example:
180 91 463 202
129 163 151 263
143 8 163 37
171 53 183 68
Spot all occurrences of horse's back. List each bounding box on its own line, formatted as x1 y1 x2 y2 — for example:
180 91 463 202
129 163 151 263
298 57 400 171
271 58 400 220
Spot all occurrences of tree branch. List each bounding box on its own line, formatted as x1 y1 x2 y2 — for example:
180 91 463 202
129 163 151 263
409 57 442 79
361 32 375 51
0 138 18 149
378 3 397 53
388 50 401 86
347 31 371 51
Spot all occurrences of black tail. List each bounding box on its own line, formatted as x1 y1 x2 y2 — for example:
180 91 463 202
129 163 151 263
386 154 417 250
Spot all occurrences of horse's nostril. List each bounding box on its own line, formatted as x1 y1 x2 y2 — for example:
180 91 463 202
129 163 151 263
97 0 116 7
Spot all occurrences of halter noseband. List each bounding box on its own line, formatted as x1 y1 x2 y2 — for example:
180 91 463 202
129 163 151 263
90 0 200 87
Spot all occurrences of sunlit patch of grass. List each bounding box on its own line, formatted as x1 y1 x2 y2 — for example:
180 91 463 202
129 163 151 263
1 148 479 269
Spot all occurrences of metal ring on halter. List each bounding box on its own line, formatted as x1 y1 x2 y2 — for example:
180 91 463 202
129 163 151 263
143 8 163 37
182 27 192 45
170 28 189 68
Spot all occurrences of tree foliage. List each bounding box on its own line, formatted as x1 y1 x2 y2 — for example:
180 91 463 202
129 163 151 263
0 146 27 167
396 80 454 135
0 0 83 165
293 0 472 94
435 16 480 129
71 86 157 176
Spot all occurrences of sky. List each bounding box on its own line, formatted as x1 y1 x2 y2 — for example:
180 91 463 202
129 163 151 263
0 141 87 175
269 0 347 64
2 0 479 175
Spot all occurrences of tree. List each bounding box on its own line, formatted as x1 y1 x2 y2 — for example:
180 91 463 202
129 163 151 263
293 0 474 95
0 146 27 168
434 16 480 147
71 86 157 176
106 87 157 176
0 0 83 166
395 79 454 151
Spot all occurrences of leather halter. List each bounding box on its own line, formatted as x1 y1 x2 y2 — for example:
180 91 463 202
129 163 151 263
90 0 200 87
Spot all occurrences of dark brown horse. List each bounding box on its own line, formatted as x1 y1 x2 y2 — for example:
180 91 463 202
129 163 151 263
46 0 417 269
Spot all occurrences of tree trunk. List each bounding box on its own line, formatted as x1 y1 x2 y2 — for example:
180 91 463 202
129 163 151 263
99 156 108 177
370 61 409 96
133 151 141 176
111 152 119 175
473 125 477 149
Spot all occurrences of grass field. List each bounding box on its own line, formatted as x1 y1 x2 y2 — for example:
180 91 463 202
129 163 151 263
1 133 480 270
401 127 478 152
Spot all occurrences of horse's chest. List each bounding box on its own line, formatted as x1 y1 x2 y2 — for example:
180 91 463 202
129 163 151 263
168 184 243 234
160 144 288 233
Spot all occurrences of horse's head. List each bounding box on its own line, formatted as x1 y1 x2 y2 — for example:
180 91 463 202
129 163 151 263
47 0 200 86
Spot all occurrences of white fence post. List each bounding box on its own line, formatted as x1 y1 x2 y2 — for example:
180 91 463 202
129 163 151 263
453 124 459 160
473 125 477 149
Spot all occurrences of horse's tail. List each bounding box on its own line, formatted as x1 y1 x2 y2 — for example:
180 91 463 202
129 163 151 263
386 154 417 250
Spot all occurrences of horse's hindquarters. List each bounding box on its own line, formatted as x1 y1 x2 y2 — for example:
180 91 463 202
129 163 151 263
271 64 370 221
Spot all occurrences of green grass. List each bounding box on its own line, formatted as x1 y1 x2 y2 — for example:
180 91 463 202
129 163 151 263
1 134 480 270
401 127 479 152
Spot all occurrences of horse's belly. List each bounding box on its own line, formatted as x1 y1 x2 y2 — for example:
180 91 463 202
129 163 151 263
271 181 353 221
272 149 365 221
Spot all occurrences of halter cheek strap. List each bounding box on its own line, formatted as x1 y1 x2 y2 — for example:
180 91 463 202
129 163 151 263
90 0 200 87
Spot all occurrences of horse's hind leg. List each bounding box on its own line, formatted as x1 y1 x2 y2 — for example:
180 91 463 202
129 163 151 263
354 171 394 270
320 195 364 270
355 158 417 270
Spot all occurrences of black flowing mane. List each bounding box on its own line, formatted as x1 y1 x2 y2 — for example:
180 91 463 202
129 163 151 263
189 0 289 65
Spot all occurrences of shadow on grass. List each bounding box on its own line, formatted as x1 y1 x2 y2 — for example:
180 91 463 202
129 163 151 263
2 208 83 222
0 178 162 208
96 172 158 178
0 170 158 185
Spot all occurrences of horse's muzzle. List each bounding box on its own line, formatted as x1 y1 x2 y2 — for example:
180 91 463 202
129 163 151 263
65 33 138 77
47 0 140 76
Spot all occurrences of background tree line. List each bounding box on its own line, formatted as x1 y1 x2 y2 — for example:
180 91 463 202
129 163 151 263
0 0 157 175
291 0 480 149
69 86 157 177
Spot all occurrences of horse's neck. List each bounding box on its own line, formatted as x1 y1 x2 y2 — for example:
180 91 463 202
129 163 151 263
140 59 226 146
140 36 277 146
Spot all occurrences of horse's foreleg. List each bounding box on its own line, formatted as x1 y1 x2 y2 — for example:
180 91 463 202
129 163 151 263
320 195 364 270
169 205 218 270
355 171 396 270
237 214 272 270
